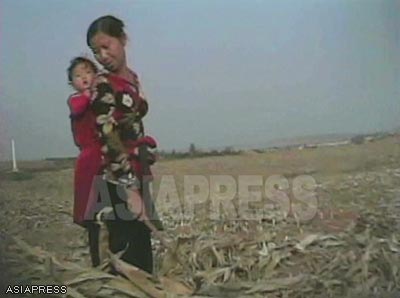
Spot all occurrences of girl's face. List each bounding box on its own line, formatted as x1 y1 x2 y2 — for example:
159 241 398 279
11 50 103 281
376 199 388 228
90 32 127 73
71 63 95 92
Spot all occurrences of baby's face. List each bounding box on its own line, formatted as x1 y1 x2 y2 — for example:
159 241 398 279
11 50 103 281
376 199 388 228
71 63 96 92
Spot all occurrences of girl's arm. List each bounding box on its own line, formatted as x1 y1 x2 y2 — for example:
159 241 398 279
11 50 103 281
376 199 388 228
136 76 149 118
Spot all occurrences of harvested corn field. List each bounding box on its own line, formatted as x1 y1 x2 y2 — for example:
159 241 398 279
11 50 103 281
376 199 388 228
1 135 400 297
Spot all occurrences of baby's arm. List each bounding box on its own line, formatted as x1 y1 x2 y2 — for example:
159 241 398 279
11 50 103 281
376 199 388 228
68 92 91 116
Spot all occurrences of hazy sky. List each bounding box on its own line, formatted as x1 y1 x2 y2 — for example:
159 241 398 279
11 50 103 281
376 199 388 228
0 0 399 160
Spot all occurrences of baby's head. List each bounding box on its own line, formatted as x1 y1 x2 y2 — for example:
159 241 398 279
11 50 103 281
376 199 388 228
67 57 98 93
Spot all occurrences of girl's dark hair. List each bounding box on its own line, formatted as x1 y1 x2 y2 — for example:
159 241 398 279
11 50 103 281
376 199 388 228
86 15 126 47
67 57 98 83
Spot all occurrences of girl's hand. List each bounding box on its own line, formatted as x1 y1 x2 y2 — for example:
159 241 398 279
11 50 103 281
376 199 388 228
126 188 147 221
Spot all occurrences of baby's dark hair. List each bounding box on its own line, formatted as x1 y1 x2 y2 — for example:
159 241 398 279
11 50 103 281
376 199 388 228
67 57 98 83
87 15 126 47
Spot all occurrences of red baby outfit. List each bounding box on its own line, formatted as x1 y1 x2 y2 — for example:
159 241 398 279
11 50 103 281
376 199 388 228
68 93 103 226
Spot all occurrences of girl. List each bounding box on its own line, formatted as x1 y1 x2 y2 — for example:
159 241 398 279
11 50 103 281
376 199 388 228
86 15 162 273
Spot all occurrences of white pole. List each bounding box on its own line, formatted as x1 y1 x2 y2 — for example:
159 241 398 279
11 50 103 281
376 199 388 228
11 139 18 172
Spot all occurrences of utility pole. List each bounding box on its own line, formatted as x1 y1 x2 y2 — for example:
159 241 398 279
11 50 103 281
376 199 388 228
11 139 18 172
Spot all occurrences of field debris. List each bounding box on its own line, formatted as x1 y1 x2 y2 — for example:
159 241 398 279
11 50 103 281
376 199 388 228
1 136 400 297
2 200 399 297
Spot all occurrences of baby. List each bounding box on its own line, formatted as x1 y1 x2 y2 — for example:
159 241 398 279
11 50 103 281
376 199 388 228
68 57 96 96
67 57 98 149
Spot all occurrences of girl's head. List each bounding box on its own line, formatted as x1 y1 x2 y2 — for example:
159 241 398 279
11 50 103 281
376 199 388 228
67 57 98 92
87 15 127 74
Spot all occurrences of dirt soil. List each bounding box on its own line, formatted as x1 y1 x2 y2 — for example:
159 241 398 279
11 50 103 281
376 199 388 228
1 135 399 297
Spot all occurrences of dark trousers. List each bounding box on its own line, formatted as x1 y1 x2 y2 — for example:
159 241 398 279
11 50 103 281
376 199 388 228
87 222 100 267
86 182 153 274
106 219 153 273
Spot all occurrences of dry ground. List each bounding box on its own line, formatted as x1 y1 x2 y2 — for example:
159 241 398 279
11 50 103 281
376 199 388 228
0 136 399 297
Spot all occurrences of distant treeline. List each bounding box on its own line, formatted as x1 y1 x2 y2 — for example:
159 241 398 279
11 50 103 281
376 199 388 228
350 132 396 145
44 145 242 164
158 144 242 160
44 131 398 163
45 157 76 162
